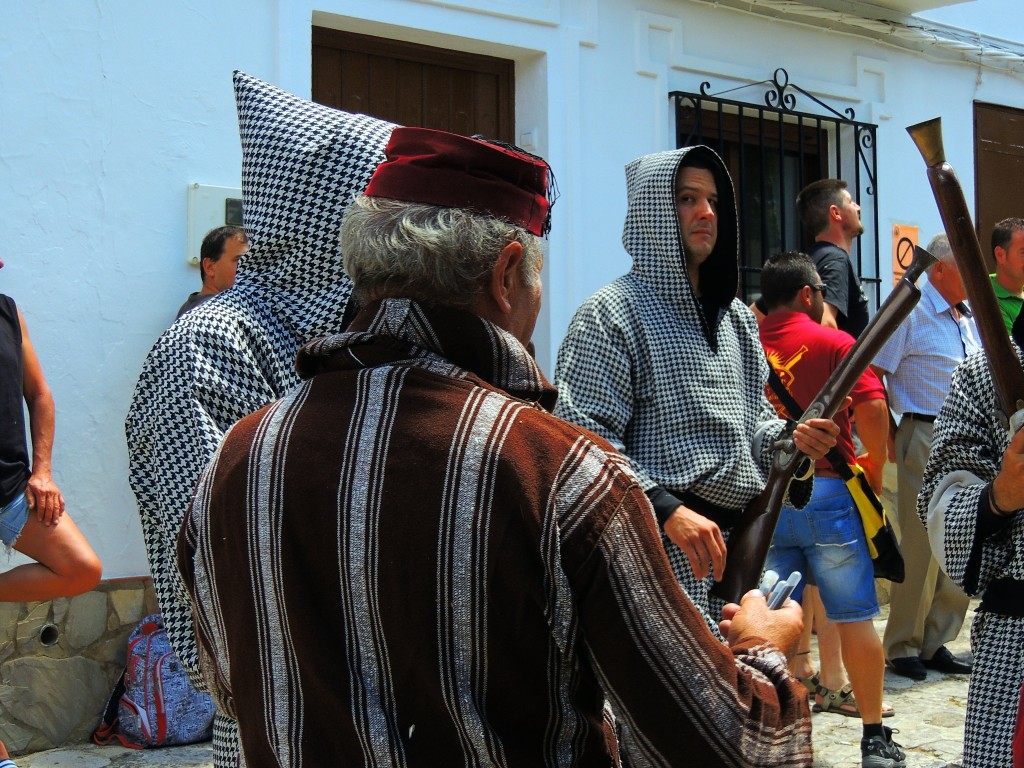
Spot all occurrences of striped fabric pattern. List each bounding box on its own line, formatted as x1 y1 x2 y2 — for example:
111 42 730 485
179 299 811 767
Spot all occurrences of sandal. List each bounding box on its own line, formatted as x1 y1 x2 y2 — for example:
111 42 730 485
797 671 820 696
813 683 895 718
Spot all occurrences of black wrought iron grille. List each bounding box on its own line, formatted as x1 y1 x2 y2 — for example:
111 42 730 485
671 69 880 310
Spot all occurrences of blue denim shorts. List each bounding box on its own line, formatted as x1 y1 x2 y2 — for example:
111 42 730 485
764 477 879 623
0 492 29 551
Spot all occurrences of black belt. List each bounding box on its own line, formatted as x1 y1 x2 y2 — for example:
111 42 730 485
676 491 741 531
980 577 1024 618
902 412 936 424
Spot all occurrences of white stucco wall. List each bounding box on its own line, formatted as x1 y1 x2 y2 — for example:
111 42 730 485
1 2 281 578
1 0 1021 579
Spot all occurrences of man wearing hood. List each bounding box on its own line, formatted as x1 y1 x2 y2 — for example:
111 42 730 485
125 73 395 765
554 146 839 632
918 310 1024 767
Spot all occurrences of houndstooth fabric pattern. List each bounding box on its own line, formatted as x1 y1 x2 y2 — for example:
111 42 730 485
554 147 786 622
919 346 1024 767
125 71 395 767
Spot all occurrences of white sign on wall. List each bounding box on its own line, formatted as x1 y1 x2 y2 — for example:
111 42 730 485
186 183 244 265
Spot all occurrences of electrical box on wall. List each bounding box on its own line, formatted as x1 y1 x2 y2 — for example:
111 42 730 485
186 183 244 265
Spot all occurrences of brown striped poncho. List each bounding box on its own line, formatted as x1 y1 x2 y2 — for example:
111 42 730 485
178 298 811 767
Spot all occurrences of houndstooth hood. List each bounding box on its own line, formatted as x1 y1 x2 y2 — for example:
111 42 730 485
125 72 396 735
621 145 738 327
228 70 398 336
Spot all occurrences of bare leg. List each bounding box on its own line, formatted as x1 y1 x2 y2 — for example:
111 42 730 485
0 513 101 601
813 589 848 692
790 587 817 679
836 619 885 724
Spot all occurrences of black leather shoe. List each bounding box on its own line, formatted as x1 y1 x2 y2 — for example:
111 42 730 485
922 646 973 675
889 656 927 680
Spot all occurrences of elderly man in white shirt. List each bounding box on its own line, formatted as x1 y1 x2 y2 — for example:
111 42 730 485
872 233 979 681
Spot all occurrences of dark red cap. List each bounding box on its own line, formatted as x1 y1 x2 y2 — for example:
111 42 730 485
363 127 552 236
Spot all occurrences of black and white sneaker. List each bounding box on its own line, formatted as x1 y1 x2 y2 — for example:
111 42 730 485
861 726 907 768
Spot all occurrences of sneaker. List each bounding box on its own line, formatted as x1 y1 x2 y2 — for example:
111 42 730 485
861 726 906 768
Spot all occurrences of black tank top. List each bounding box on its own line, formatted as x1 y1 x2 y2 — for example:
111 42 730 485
0 295 29 507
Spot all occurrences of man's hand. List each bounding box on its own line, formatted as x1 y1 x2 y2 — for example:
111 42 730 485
663 505 726 581
992 426 1024 514
25 471 65 526
792 409 845 461
719 589 803 658
857 452 885 495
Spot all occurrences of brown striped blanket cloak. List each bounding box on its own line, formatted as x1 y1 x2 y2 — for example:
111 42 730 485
178 298 812 767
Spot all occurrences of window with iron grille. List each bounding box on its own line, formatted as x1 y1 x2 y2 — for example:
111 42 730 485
671 69 880 310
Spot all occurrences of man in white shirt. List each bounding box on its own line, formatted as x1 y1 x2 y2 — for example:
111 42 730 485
872 233 979 681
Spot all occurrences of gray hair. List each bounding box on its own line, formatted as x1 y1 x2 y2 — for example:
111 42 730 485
341 195 543 308
926 233 955 269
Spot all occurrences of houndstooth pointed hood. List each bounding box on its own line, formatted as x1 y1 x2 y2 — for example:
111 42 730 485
230 71 398 336
126 72 396 763
621 145 738 332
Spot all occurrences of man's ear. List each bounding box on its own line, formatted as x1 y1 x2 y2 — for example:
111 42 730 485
489 241 524 315
995 246 1007 266
801 284 814 307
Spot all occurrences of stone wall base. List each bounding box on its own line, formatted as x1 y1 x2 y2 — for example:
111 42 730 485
0 578 157 755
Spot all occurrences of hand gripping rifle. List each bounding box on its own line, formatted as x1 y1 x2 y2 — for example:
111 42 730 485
907 117 1024 435
711 246 937 604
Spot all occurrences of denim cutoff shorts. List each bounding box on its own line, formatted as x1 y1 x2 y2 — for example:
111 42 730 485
764 477 879 623
0 492 29 551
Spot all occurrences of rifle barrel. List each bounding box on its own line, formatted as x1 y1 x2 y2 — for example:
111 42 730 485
711 247 935 604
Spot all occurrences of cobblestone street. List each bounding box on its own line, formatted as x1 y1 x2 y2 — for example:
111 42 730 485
810 600 974 768
17 601 975 768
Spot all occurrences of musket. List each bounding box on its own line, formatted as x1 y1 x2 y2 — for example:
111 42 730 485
907 117 1024 434
711 245 937 604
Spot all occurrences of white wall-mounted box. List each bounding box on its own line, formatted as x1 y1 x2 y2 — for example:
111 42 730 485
186 183 243 265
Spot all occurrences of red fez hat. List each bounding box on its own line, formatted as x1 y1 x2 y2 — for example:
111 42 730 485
363 127 552 236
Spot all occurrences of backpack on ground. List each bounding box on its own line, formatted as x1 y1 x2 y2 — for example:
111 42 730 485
93 613 215 748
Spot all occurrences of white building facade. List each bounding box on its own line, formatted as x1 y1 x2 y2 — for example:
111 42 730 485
3 0 1022 581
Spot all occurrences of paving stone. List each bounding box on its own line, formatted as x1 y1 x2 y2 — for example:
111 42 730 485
0 656 108 744
0 604 22 644
52 597 69 626
19 743 213 767
64 593 107 650
0 720 38 753
15 604 51 652
84 630 131 669
108 590 144 628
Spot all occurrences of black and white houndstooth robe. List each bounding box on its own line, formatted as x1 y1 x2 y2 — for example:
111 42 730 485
125 71 395 766
920 345 1024 768
553 146 794 637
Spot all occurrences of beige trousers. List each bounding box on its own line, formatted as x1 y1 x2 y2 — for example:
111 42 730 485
883 417 970 661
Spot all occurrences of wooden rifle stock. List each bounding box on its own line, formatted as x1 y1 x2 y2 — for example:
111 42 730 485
907 117 1024 433
711 246 937 604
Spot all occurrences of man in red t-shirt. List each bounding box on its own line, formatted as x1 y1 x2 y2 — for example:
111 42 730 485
758 251 904 768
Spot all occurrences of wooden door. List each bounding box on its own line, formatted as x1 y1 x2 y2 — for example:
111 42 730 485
975 102 1024 267
312 28 515 143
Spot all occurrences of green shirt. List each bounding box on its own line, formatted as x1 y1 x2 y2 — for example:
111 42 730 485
990 273 1023 333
